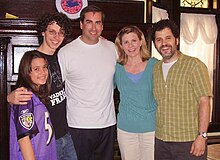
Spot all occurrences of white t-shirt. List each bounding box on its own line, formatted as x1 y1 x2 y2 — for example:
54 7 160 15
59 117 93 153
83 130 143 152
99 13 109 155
58 37 117 128
162 60 177 81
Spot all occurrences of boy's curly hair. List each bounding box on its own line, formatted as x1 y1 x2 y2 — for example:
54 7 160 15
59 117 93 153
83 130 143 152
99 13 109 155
36 13 73 44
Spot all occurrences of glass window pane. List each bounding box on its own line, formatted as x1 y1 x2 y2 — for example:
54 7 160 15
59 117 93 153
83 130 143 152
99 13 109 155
13 46 38 74
180 0 208 8
213 0 217 9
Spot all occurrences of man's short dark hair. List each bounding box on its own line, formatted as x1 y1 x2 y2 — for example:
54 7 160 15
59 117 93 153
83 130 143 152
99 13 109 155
36 13 72 44
152 19 179 43
80 5 105 23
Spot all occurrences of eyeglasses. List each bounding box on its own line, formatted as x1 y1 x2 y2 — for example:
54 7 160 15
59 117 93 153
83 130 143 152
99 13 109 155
47 29 65 37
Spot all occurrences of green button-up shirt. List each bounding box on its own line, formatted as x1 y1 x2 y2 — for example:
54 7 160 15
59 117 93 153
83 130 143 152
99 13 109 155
153 52 212 142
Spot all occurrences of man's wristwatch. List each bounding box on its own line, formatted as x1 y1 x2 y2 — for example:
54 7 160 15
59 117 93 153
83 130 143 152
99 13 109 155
198 132 208 138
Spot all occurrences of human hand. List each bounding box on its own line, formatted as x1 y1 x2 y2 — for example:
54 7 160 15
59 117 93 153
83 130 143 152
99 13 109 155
190 136 206 157
7 87 33 105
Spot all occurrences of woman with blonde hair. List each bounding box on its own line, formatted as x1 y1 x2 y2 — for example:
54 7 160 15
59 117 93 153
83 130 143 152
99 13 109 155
114 25 158 160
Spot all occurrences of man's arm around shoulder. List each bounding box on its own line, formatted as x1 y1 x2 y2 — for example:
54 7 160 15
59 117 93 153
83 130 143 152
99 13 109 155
7 87 32 105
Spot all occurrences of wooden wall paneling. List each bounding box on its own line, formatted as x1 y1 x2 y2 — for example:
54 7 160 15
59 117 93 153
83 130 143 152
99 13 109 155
0 0 144 24
0 37 11 160
88 0 144 23
209 0 220 132
0 1 149 158
0 0 57 19
214 0 220 127
146 0 153 23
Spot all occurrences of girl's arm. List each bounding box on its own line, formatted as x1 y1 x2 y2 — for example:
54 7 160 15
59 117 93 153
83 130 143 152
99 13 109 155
18 136 35 160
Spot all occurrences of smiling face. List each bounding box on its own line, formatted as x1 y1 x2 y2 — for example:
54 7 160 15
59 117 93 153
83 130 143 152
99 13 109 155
80 12 103 45
41 22 65 54
154 27 179 63
121 32 142 59
29 58 48 88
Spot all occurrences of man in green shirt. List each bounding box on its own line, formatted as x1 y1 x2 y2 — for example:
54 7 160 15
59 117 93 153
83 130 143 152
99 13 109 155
152 19 212 160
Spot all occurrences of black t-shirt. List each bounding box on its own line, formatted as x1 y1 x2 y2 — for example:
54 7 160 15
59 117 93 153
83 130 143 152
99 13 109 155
36 50 68 139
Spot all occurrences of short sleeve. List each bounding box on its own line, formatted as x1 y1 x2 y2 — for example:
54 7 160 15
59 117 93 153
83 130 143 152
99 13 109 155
12 99 39 140
191 60 212 99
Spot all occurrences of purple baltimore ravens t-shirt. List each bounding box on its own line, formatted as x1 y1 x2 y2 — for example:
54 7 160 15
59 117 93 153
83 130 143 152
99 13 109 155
10 93 57 160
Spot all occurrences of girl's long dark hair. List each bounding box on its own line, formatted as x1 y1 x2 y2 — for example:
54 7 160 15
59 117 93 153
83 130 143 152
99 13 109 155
16 50 51 106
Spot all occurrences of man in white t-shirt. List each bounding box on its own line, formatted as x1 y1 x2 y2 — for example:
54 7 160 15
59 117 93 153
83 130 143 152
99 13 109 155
58 5 117 160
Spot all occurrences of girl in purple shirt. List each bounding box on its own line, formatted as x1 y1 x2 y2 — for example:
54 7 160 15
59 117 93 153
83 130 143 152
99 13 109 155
10 50 57 160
